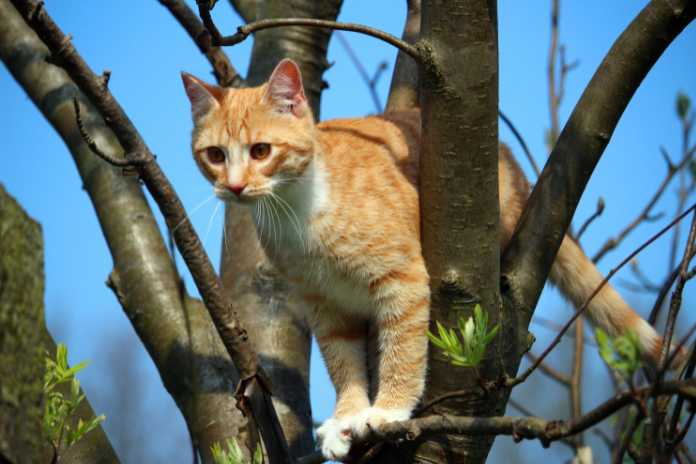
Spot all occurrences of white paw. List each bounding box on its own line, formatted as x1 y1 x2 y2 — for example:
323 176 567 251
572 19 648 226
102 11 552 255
316 417 352 461
349 407 412 438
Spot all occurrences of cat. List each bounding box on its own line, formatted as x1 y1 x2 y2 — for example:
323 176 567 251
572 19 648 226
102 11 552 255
182 59 675 461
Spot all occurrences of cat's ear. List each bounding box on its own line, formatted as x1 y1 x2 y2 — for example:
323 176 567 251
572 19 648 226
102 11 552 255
266 59 307 117
181 72 223 120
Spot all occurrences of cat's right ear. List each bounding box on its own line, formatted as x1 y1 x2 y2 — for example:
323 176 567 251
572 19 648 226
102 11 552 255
181 72 222 120
265 59 307 117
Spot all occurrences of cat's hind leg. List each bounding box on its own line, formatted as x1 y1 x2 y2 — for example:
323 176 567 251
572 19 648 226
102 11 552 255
310 305 370 461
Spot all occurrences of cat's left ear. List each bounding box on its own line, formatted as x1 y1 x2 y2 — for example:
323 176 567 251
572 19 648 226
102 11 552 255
181 72 224 120
266 59 307 117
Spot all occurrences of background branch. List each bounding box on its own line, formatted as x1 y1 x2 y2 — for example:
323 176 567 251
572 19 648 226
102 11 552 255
385 0 421 112
502 0 696 319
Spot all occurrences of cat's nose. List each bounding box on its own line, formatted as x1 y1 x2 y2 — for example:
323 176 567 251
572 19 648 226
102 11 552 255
227 184 246 197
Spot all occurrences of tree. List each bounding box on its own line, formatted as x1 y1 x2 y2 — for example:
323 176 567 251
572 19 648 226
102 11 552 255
1 0 695 463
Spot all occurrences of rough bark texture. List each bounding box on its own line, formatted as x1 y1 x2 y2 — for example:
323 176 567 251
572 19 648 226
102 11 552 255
502 0 696 318
0 185 118 464
0 2 248 461
414 1 504 462
220 1 342 457
0 184 48 464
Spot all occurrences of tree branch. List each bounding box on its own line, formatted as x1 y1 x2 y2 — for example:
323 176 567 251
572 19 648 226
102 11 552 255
159 0 242 87
197 1 422 62
415 0 502 462
8 1 292 462
502 0 696 319
297 379 696 464
385 0 421 112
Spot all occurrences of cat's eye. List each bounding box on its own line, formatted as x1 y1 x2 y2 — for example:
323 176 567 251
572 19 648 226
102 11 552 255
206 147 225 164
250 143 271 160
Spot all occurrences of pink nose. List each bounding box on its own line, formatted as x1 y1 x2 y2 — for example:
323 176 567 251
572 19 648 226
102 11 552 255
227 184 246 197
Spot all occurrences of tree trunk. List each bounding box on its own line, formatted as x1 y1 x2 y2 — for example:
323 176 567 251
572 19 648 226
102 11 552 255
0 184 118 464
413 1 505 462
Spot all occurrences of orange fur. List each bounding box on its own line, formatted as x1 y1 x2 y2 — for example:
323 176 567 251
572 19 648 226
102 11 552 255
183 59 674 461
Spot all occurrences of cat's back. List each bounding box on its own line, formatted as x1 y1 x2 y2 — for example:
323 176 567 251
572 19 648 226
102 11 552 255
316 109 420 187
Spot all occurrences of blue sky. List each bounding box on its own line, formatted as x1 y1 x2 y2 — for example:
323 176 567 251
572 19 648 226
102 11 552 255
2 1 695 462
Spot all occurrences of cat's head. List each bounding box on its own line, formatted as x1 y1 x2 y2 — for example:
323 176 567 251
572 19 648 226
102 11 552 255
182 59 316 204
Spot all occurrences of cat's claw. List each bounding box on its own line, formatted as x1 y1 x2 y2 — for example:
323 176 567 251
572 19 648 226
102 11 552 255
349 407 412 438
316 417 352 461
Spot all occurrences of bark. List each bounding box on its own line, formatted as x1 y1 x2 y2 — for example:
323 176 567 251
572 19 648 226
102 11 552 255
219 1 342 457
0 2 248 461
386 0 421 112
502 0 696 319
412 1 505 463
0 184 118 464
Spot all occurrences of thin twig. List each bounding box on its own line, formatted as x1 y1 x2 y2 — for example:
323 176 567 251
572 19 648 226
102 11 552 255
197 2 422 61
367 380 696 446
335 31 385 113
660 211 696 373
72 98 132 167
570 317 585 445
576 197 605 240
593 144 696 263
547 0 560 147
613 407 643 464
531 316 597 347
525 352 570 386
499 110 540 177
668 336 696 449
651 210 696 460
507 203 696 388
159 0 242 87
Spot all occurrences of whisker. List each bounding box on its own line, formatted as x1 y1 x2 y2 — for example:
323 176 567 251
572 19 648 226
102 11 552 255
204 201 222 245
271 192 307 254
173 194 216 233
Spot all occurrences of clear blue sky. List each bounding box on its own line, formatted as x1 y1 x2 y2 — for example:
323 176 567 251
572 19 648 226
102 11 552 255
2 1 695 462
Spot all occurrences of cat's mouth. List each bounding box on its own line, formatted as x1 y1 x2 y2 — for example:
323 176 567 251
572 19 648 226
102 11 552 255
214 185 269 204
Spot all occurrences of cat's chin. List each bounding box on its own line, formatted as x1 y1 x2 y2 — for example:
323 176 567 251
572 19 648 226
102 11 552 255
215 193 264 206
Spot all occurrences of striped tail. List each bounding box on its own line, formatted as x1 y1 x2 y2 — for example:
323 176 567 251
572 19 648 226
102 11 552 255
549 235 686 370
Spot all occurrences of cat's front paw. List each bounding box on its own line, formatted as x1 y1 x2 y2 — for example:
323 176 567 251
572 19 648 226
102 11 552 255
316 417 352 461
349 407 412 438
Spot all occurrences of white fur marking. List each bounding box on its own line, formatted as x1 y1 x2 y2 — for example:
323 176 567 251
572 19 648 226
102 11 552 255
316 417 352 461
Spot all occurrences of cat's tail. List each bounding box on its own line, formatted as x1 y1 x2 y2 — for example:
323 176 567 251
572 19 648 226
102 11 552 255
549 234 686 370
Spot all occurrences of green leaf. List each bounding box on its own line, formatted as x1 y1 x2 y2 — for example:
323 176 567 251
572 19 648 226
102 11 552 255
428 306 499 369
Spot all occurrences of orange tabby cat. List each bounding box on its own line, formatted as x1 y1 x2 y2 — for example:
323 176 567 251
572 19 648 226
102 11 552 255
183 59 672 460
